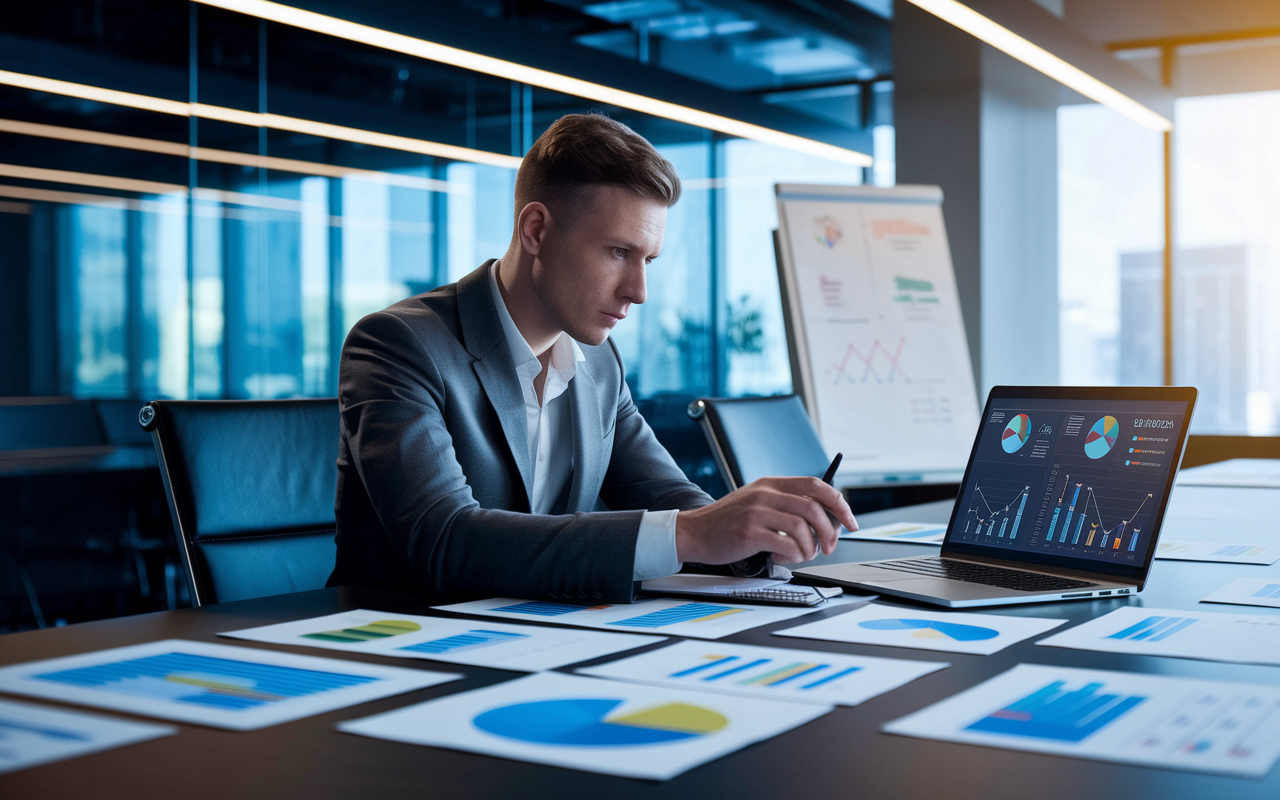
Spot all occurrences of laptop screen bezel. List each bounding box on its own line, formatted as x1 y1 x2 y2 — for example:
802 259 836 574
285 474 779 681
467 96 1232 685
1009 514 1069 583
939 385 1198 588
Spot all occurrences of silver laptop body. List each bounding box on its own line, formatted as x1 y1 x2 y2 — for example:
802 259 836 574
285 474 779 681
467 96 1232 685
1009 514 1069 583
796 386 1198 608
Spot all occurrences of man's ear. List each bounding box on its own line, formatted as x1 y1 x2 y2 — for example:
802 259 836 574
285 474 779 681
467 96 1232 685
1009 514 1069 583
517 202 552 256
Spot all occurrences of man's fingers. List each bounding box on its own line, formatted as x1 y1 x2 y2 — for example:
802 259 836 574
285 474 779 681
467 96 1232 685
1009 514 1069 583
764 492 835 557
753 476 857 534
751 508 816 562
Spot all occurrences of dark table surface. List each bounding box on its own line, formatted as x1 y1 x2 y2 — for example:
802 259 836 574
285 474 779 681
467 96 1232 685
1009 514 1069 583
2 493 1279 800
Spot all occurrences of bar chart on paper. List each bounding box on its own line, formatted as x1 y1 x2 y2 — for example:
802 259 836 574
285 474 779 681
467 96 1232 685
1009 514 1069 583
1037 606 1280 666
433 596 850 639
1156 540 1280 565
220 610 665 671
885 664 1280 777
578 640 946 706
0 640 456 730
0 698 174 775
1202 577 1280 610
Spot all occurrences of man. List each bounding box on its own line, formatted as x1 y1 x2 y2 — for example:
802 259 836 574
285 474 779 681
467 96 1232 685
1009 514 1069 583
330 113 856 603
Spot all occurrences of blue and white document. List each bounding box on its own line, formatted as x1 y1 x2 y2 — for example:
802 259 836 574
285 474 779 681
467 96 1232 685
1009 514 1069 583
577 640 946 706
1036 606 1280 666
221 609 664 671
885 663 1280 778
339 671 832 781
0 640 459 730
0 698 174 775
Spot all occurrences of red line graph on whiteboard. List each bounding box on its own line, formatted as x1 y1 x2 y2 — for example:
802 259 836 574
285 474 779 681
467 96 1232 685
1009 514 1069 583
829 338 909 384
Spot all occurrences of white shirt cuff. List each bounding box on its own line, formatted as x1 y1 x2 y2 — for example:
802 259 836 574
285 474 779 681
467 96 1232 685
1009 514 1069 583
632 509 682 581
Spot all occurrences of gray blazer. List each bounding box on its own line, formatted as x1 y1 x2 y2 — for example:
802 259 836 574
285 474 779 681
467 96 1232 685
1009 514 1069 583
328 261 713 603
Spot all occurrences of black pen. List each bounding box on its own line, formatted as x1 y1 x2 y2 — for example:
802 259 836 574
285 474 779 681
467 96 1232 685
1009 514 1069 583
822 452 843 485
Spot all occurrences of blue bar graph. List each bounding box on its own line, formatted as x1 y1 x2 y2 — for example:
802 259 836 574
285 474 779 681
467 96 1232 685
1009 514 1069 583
670 656 738 678
801 666 862 689
1215 545 1252 556
1127 526 1139 552
966 680 1146 742
1105 615 1198 642
1060 487 1081 542
1251 584 1280 598
35 652 378 711
0 717 90 741
702 658 770 680
399 630 527 655
1045 507 1062 541
998 518 1008 538
609 603 742 628
1010 492 1027 540
1073 515 1087 544
492 601 589 616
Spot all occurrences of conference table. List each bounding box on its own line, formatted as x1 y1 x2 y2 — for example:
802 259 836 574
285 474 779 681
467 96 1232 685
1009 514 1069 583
2 484 1279 799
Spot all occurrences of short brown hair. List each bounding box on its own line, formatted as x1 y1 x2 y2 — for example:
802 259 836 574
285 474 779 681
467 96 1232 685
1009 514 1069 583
514 114 681 226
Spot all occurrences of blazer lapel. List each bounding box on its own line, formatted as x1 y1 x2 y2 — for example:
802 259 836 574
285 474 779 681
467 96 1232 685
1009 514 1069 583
566 364 606 512
459 262 533 507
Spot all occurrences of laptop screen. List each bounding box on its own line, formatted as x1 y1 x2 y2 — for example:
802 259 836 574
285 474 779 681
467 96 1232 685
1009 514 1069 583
942 388 1196 580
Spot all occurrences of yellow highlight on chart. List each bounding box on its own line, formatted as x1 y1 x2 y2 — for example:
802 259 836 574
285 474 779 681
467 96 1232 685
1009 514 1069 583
608 703 728 735
302 619 422 643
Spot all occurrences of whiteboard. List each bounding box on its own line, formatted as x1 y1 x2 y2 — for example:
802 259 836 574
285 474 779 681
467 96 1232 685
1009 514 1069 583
775 183 980 477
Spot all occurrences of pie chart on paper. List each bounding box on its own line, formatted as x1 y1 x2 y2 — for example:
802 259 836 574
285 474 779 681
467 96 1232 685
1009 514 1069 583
1084 416 1120 460
473 698 728 747
1001 414 1031 454
858 618 999 641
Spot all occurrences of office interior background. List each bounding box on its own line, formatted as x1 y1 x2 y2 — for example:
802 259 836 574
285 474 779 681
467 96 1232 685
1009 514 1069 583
1 0 1278 630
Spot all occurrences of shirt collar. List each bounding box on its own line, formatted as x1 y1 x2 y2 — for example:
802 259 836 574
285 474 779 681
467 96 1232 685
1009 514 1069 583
487 261 585 382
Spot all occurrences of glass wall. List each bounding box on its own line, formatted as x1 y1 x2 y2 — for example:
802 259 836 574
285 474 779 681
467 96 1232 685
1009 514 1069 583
1057 104 1164 389
1175 91 1280 436
1059 93 1280 435
0 2 879 406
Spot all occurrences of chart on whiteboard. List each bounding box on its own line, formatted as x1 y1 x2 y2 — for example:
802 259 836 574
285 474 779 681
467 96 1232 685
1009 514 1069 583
778 189 980 474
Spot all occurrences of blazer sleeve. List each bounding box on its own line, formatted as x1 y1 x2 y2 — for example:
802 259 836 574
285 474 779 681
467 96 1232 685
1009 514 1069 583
339 311 644 603
598 341 716 513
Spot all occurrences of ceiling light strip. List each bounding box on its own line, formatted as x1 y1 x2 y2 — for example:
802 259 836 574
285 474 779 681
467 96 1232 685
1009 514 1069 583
0 118 451 191
900 0 1171 132
0 70 520 169
193 0 874 167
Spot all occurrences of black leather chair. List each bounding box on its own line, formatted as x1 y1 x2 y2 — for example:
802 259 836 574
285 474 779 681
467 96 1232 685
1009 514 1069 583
687 395 832 490
139 399 339 606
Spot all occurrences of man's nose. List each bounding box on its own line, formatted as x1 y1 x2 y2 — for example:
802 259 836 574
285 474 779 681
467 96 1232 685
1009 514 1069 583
622 259 648 305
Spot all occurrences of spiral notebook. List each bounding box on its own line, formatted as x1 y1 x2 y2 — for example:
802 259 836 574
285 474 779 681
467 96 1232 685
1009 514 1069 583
640 575 844 607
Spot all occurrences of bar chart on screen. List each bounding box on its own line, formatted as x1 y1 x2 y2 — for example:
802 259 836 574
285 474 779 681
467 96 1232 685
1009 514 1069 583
1037 607 1280 666
578 640 947 706
885 664 1280 777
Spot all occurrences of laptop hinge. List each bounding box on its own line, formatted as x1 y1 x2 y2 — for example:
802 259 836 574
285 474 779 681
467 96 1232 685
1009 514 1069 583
937 551 1134 584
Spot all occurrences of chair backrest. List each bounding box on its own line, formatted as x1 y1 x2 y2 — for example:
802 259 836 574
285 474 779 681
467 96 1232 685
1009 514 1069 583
139 399 339 606
687 395 831 491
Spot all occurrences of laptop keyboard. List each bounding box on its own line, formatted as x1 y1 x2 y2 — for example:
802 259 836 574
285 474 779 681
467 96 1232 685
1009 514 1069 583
871 557 1098 592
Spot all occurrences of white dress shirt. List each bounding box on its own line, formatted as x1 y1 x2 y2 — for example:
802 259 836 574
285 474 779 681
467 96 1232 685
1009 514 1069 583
487 264 681 581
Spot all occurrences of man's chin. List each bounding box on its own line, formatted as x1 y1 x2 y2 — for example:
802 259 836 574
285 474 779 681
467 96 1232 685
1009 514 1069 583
565 324 613 347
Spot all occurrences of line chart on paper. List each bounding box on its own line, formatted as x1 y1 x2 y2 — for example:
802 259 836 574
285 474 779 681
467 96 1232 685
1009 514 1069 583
829 338 909 385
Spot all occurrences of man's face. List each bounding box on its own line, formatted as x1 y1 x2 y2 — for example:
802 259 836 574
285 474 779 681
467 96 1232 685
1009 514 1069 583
530 184 667 347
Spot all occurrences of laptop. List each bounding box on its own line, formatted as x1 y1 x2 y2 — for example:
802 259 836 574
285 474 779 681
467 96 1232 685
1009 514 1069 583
794 386 1198 608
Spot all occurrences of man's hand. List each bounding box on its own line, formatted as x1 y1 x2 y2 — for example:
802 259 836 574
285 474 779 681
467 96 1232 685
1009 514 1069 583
674 477 859 565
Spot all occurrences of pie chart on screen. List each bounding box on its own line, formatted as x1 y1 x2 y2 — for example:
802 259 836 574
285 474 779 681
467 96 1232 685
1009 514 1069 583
473 698 727 747
1085 416 1120 459
1001 414 1031 454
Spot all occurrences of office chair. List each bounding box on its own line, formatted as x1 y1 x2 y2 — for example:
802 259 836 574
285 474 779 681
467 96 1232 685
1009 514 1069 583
687 395 832 491
139 399 339 606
